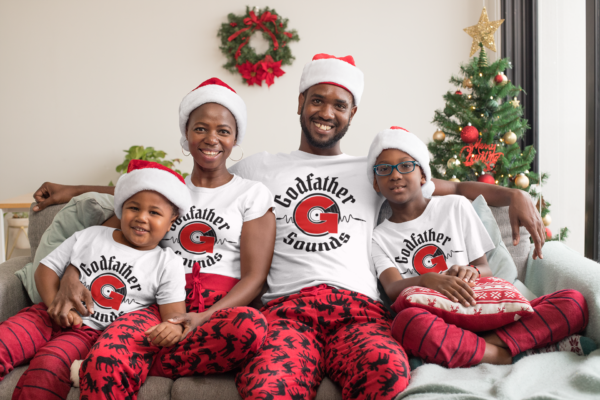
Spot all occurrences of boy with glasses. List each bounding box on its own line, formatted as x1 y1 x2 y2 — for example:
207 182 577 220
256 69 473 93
368 126 592 368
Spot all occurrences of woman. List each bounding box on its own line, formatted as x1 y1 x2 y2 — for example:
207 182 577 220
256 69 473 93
37 78 276 400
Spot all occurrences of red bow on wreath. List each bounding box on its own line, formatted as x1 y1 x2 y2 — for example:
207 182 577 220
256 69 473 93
228 10 279 60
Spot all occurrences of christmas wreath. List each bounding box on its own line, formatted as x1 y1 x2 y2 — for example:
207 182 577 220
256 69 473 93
218 6 300 87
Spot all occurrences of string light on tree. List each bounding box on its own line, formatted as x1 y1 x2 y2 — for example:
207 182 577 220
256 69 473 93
433 129 446 143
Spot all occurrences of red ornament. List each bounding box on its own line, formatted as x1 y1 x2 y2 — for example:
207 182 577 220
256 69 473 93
455 90 463 95
461 124 479 143
494 73 508 85
477 173 496 184
230 22 238 27
545 227 552 239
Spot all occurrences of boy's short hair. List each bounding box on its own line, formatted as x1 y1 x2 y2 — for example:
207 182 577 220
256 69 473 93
366 126 435 199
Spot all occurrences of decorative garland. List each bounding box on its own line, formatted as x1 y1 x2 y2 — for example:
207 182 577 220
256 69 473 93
218 6 300 87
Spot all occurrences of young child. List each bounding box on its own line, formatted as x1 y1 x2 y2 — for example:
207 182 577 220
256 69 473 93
368 126 592 368
1 160 191 400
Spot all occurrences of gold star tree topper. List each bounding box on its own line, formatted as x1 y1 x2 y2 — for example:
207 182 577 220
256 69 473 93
464 7 505 57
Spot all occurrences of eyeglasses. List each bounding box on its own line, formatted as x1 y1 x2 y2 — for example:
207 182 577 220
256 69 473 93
373 161 421 176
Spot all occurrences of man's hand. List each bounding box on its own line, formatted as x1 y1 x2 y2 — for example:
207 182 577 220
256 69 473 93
443 265 479 283
509 190 545 259
67 309 83 329
33 182 80 212
168 312 212 341
47 266 94 328
420 273 477 307
145 322 184 347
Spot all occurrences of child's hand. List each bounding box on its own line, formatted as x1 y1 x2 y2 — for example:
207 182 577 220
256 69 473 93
444 265 480 284
168 312 212 341
145 322 183 347
420 273 477 307
68 309 83 329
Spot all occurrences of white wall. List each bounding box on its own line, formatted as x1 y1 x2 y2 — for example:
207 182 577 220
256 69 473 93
538 0 586 254
0 0 497 200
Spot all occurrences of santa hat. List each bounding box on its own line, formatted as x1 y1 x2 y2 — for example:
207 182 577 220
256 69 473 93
179 77 247 151
299 53 364 105
366 126 435 199
114 160 192 219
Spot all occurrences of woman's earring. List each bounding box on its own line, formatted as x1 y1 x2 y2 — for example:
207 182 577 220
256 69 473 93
229 144 244 162
181 147 190 157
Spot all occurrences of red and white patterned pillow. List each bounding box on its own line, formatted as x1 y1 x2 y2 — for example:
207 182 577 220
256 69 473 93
391 277 533 332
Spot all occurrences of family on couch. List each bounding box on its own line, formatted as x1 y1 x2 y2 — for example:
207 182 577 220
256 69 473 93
0 53 592 400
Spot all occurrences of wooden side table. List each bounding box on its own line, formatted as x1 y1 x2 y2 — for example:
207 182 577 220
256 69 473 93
0 194 33 263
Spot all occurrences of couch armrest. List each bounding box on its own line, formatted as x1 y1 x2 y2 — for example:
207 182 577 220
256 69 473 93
524 242 600 344
0 256 33 322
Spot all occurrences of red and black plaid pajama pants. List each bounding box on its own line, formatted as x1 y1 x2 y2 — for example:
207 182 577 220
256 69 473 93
392 289 589 368
79 270 268 400
0 302 101 400
236 285 410 400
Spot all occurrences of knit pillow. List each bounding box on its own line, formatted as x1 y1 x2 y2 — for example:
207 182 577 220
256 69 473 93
391 277 533 332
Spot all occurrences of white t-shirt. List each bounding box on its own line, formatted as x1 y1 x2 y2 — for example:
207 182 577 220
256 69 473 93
371 195 495 278
230 151 385 303
41 226 186 330
161 174 274 279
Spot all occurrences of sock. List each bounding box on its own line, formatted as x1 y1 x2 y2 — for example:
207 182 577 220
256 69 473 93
513 335 597 363
408 356 424 370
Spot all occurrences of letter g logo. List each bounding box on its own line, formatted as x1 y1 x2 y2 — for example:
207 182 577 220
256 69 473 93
293 194 340 236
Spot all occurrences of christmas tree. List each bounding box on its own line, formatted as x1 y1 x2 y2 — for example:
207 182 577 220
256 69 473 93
428 8 568 241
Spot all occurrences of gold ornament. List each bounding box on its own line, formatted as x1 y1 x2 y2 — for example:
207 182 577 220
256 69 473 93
447 155 460 168
449 175 460 182
433 130 446 143
542 214 552 226
503 130 517 145
515 173 530 189
462 77 473 88
510 97 521 108
464 7 505 57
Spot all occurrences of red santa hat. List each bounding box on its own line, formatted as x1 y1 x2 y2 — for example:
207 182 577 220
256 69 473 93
179 77 247 151
299 53 364 105
114 160 192 219
367 126 435 198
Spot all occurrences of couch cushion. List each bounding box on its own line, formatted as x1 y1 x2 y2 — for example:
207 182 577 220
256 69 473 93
0 366 28 400
489 206 531 281
0 256 32 322
67 376 173 400
15 193 114 303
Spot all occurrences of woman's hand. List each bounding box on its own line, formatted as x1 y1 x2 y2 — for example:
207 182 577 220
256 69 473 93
33 183 81 212
168 312 212 340
444 265 479 284
47 266 94 328
420 273 477 307
145 322 184 347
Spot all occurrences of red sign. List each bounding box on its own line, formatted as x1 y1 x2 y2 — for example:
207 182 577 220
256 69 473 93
460 139 504 171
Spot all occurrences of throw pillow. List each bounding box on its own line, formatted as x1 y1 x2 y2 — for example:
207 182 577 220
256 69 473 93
15 192 115 303
391 277 534 332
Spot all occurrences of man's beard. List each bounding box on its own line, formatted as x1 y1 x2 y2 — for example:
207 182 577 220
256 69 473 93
300 114 350 149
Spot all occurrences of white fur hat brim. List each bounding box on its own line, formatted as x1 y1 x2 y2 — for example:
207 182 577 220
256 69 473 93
179 82 247 150
367 127 435 199
114 169 192 219
299 58 364 105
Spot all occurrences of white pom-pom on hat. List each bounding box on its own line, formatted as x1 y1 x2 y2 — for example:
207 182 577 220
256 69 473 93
367 126 435 199
299 54 365 106
114 160 192 219
179 77 247 151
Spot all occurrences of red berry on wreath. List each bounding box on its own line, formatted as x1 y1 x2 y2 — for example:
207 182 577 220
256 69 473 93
230 22 237 27
477 173 495 184
461 123 479 143
545 227 552 239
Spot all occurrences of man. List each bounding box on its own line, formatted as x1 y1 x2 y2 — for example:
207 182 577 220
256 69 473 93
33 54 545 399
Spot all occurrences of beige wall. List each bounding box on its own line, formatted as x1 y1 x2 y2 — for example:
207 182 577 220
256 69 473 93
0 0 497 199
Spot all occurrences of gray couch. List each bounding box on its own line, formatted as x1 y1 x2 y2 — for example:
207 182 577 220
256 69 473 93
0 202 532 400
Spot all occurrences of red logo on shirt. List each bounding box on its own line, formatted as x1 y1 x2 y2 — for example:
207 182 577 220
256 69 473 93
413 244 448 275
293 194 340 236
90 274 127 310
179 222 216 254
